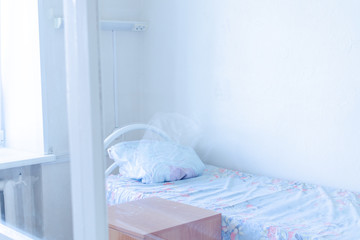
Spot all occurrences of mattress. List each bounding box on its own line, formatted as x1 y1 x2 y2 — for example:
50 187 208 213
107 164 360 240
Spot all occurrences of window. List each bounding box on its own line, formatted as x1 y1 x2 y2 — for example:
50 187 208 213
0 1 57 238
0 64 3 147
0 0 44 153
0 0 107 239
0 5 3 148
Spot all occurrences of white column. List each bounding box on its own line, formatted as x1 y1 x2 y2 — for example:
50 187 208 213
63 0 107 239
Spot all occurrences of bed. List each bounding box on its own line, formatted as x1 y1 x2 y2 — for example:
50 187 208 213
105 124 360 240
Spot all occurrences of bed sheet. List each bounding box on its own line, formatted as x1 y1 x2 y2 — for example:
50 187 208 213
107 165 360 240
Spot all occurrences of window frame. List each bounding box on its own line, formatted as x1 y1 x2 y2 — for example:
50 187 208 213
63 0 108 240
0 0 107 239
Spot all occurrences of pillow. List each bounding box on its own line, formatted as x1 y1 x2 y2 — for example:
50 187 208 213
107 140 205 184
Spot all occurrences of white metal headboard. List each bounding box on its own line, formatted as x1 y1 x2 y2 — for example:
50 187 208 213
104 124 171 177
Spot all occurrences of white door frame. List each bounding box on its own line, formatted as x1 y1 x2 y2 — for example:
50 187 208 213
63 0 108 239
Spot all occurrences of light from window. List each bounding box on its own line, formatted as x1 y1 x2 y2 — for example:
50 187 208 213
0 0 44 153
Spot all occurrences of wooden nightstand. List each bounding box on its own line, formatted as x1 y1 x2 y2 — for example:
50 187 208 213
108 197 221 240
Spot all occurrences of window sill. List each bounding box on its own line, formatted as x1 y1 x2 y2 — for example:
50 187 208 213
0 223 37 240
0 223 36 240
0 148 55 170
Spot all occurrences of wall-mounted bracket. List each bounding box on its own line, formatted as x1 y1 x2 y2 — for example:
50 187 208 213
54 18 148 32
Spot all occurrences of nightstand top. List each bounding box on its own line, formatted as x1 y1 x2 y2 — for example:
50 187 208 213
108 197 220 239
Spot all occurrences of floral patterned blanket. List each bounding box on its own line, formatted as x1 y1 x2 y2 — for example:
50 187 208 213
107 164 360 240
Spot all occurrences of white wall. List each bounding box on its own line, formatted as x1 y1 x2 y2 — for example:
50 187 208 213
41 160 72 240
138 0 360 191
99 0 145 137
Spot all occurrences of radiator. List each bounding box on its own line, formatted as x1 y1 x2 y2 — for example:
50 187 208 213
0 175 34 234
